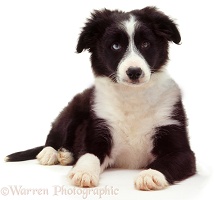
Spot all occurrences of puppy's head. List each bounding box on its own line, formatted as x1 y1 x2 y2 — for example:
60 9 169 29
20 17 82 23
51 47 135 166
77 7 181 86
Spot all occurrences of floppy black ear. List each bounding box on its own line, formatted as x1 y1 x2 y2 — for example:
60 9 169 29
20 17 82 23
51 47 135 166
134 7 181 44
76 9 112 53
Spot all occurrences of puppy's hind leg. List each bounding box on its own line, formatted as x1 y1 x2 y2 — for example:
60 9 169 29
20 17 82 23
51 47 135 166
37 126 64 165
57 148 74 166
36 146 59 165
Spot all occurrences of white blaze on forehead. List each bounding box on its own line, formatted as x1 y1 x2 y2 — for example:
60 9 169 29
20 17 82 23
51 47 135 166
123 15 137 37
117 15 151 84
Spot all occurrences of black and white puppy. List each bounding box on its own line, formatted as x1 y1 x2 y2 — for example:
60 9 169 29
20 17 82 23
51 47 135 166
5 7 196 190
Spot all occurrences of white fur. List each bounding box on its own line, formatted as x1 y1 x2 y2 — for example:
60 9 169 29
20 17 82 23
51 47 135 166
135 169 169 190
37 146 58 165
57 148 74 166
117 15 151 85
93 71 180 170
68 153 100 187
4 157 9 162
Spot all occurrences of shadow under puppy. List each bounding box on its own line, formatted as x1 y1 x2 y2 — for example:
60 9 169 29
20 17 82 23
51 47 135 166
5 6 196 190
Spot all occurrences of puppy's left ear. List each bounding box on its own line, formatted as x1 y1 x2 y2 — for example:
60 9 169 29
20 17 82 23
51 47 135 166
136 7 181 44
76 9 112 53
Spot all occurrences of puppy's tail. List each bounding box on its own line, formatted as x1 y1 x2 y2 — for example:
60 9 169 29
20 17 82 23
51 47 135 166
5 146 44 162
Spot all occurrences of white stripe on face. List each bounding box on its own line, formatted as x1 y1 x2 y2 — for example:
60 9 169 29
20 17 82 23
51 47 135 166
117 15 151 86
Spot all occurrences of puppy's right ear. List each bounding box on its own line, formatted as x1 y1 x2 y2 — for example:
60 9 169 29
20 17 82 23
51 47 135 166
76 9 112 53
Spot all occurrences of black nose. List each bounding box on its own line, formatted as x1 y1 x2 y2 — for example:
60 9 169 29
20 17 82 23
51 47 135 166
126 67 143 80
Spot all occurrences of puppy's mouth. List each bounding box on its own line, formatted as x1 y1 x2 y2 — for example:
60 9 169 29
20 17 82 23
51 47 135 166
120 78 149 86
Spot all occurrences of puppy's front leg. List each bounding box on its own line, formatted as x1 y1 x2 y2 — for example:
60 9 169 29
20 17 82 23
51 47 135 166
135 150 196 190
135 168 169 190
68 153 101 187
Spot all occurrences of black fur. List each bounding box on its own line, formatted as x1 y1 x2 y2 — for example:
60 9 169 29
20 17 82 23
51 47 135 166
149 100 196 183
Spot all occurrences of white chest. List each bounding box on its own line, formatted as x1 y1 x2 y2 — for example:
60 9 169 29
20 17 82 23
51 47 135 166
93 74 180 169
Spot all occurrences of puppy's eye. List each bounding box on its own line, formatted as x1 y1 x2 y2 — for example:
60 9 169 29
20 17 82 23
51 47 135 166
141 42 150 49
111 43 122 51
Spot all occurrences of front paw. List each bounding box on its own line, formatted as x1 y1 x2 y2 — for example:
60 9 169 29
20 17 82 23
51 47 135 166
68 169 99 187
135 169 169 190
68 153 100 187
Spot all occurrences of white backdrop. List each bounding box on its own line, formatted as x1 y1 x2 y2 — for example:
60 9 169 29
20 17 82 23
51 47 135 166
0 1 214 200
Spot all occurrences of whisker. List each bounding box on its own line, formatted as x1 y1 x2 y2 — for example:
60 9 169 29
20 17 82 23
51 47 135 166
108 73 118 83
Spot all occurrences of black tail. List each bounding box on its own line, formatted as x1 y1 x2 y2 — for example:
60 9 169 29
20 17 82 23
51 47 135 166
5 146 44 162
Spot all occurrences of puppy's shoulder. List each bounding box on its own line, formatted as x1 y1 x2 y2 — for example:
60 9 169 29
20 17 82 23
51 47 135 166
53 86 95 127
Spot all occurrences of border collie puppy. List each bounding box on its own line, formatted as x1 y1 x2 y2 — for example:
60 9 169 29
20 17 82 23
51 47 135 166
5 7 196 190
